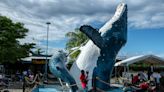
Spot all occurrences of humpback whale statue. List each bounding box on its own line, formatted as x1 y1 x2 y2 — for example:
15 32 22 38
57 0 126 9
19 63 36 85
48 2 127 92
49 50 78 92
70 3 127 91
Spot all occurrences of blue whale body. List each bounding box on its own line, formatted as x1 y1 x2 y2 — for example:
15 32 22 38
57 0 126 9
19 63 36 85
79 3 127 90
70 3 127 91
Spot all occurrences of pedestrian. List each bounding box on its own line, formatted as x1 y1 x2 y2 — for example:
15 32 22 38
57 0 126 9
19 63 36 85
132 73 140 84
148 64 154 80
159 72 164 92
80 70 88 92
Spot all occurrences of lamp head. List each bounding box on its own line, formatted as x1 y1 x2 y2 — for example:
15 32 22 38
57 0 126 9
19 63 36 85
46 22 51 25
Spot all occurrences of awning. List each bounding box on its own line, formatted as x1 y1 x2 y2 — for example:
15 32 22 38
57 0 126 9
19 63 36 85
114 54 164 66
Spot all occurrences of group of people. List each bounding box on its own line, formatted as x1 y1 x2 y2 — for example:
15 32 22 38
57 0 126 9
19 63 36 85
124 65 164 92
15 69 35 82
129 73 152 91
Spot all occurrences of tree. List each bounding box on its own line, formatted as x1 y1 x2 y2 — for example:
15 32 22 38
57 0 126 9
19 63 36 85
0 16 35 63
65 28 88 63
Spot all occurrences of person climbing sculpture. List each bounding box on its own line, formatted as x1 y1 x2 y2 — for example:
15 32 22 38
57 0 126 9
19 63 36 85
80 70 88 92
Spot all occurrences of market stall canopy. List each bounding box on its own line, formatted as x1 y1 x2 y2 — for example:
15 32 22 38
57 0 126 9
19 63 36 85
114 54 164 66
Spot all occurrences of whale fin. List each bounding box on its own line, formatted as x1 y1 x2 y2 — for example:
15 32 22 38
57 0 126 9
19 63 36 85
80 25 104 49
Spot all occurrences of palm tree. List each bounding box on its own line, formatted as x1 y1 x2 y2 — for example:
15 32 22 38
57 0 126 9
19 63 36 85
34 48 44 55
65 28 88 63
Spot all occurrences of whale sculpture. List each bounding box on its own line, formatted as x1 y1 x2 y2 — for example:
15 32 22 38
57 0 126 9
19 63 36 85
70 3 127 91
49 50 78 92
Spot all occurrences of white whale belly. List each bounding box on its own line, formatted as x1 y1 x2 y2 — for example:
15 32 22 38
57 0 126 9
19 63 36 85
70 40 100 89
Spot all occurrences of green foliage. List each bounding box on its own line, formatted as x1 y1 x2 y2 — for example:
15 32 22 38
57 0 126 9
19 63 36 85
65 28 88 61
0 16 35 63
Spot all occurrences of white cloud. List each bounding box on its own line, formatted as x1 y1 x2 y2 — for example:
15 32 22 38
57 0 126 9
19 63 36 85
0 0 164 53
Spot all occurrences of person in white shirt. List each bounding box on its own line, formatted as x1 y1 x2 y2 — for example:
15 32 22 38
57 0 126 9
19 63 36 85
150 64 154 73
151 72 161 84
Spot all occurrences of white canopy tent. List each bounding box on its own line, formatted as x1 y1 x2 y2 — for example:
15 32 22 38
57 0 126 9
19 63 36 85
114 54 164 79
115 54 164 67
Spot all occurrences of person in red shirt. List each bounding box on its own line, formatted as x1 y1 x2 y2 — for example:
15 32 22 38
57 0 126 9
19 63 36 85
139 82 149 90
80 70 88 91
132 74 140 84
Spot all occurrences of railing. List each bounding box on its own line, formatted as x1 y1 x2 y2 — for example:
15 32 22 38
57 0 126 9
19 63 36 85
24 75 117 92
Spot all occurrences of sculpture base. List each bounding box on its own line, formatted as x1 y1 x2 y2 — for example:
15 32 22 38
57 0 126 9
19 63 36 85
32 84 124 92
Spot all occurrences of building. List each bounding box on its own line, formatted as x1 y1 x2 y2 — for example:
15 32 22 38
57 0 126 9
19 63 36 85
21 55 52 74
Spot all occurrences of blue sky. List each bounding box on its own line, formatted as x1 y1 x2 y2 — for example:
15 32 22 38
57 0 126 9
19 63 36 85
0 0 164 57
120 28 164 57
47 26 164 57
41 21 164 57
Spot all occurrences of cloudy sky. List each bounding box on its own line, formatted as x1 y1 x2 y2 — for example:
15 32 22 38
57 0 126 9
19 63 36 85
0 0 164 57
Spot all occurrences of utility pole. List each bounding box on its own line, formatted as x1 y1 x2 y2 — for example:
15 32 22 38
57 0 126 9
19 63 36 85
45 22 51 82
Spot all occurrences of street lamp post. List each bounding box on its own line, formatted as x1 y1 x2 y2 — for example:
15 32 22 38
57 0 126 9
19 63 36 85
45 22 51 82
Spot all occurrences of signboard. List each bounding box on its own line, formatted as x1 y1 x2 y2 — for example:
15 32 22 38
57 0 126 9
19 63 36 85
32 59 46 64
